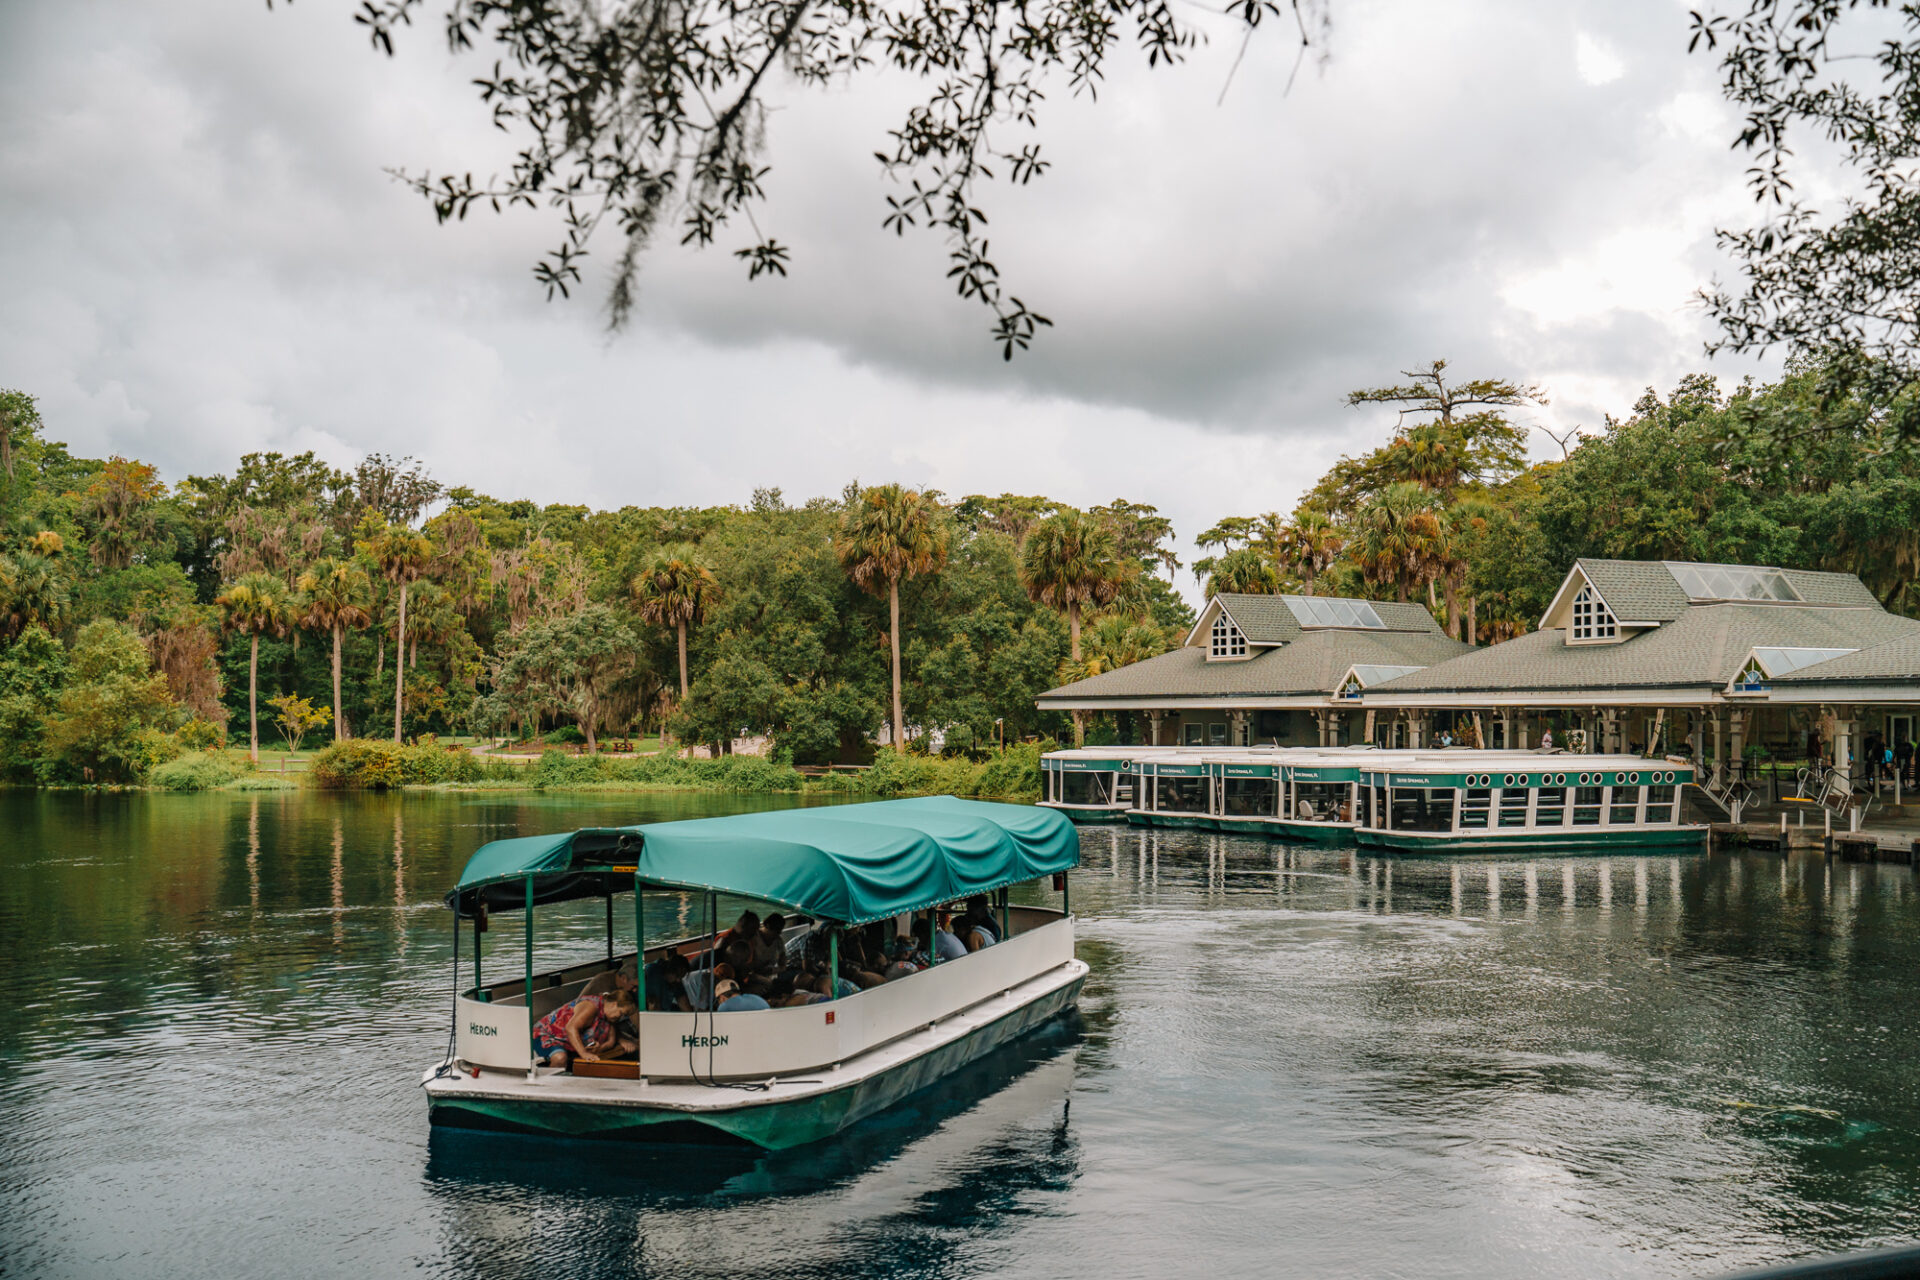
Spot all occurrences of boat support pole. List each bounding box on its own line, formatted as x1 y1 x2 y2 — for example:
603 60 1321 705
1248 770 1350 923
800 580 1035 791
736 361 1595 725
635 879 644 1081
999 888 1009 946
473 896 482 995
1063 871 1070 918
525 874 535 1073
605 889 613 964
829 932 838 999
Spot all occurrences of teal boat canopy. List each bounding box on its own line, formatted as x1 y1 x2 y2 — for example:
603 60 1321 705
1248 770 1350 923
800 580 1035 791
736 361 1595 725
446 797 1080 925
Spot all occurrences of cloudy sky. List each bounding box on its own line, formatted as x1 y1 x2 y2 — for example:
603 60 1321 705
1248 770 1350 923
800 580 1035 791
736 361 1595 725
1 0 1781 580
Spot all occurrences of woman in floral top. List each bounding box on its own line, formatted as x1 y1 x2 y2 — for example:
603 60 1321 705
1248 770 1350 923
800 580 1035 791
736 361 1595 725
531 988 636 1070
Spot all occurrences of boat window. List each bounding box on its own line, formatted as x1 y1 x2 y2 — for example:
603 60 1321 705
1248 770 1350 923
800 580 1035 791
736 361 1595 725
1497 786 1530 827
1572 786 1603 826
1155 775 1209 813
1535 785 1567 826
1390 786 1454 832
1608 785 1640 825
1295 781 1352 823
1222 777 1278 817
1460 787 1493 829
1182 723 1205 746
1060 772 1113 806
1645 783 1677 824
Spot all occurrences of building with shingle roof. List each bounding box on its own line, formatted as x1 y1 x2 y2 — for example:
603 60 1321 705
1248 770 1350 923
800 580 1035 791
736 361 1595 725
1035 592 1470 746
1037 562 1920 782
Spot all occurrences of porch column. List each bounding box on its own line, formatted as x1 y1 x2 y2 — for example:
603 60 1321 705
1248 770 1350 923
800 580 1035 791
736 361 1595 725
1602 709 1622 754
1229 709 1249 747
1146 712 1164 747
1835 710 1856 793
1515 715 1529 749
1729 708 1748 777
1314 710 1329 746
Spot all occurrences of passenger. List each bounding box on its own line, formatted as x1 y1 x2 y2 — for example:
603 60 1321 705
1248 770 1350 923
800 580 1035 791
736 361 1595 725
581 957 638 1001
531 988 636 1071
753 914 787 977
839 932 887 989
933 911 968 962
643 951 692 1012
714 979 770 1012
884 933 928 980
718 911 760 976
683 960 735 1012
768 973 829 1007
959 896 998 951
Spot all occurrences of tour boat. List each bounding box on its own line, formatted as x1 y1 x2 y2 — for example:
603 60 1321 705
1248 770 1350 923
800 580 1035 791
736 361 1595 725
420 797 1088 1150
1125 749 1391 841
1353 752 1706 852
1037 748 1139 823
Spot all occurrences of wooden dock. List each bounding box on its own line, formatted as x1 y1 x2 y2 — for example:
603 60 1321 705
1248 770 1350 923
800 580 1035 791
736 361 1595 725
1710 820 1920 863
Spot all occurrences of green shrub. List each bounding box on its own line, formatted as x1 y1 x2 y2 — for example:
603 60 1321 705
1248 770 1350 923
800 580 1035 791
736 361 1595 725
310 738 494 789
149 752 241 792
808 744 1042 802
544 725 586 744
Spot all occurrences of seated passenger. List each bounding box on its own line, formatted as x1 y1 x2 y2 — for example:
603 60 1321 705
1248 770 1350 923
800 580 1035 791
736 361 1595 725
719 911 760 976
643 951 692 1012
769 973 829 1007
959 896 998 951
683 960 735 1012
884 934 928 980
581 958 638 1001
933 911 968 962
714 979 770 1012
531 988 636 1071
838 931 887 989
749 914 787 993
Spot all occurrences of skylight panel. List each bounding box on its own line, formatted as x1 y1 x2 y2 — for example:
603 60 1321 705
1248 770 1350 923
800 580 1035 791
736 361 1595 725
1282 595 1384 629
1664 562 1803 603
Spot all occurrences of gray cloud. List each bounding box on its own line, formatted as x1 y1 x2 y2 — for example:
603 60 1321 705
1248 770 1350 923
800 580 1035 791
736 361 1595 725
0 0 1783 585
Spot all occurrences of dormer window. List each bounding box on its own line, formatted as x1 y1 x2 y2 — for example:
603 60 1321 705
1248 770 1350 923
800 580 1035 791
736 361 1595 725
1210 613 1248 658
1570 583 1618 643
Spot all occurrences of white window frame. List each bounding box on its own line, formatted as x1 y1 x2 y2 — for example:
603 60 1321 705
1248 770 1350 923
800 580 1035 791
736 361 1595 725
1568 583 1619 644
1209 612 1249 659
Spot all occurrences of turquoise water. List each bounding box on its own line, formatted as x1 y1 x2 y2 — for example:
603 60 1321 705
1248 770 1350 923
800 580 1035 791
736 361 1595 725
3 792 1919 1278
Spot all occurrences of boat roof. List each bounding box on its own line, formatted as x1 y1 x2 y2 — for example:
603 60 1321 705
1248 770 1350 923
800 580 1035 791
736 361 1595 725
447 796 1080 925
1359 752 1694 780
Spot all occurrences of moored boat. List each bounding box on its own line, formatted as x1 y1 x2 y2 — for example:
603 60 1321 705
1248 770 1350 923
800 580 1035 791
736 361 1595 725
1353 752 1706 852
420 796 1088 1149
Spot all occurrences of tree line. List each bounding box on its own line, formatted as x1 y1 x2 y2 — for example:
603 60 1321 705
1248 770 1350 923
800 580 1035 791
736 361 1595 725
0 398 1193 782
5 352 1920 784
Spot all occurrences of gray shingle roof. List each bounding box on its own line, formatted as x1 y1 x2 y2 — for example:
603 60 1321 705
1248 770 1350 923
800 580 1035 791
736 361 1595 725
1573 559 1881 622
1373 602 1920 696
1576 560 1691 622
1779 568 1883 607
1210 594 1301 644
1040 629 1471 701
1776 632 1920 684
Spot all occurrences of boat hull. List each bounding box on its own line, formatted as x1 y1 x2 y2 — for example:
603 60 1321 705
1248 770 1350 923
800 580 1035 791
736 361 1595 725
1126 810 1214 830
1038 803 1130 825
425 965 1087 1151
1355 826 1709 854
1265 820 1355 844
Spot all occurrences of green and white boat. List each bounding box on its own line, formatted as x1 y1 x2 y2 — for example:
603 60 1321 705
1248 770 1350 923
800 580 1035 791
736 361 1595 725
1353 752 1706 853
421 797 1088 1150
1123 749 1409 841
1037 749 1138 823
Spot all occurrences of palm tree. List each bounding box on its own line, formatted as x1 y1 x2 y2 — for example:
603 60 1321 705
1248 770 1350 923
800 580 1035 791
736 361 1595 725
360 524 433 742
0 549 69 641
216 571 292 761
296 557 374 741
1021 510 1131 746
1078 614 1171 676
1203 547 1280 598
1021 510 1131 663
631 547 722 702
1354 482 1445 603
1275 509 1344 596
839 485 949 750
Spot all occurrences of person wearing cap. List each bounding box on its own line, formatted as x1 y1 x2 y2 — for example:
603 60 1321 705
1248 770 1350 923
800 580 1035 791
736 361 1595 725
714 978 770 1012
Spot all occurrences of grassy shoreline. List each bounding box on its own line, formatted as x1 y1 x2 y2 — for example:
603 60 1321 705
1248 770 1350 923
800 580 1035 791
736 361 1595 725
115 739 1049 804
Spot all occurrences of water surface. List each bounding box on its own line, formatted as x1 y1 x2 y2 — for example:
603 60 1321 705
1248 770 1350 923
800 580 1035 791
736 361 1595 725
3 792 1918 1278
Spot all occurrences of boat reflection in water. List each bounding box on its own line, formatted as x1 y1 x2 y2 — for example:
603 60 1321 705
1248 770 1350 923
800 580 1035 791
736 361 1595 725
422 1015 1087 1278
